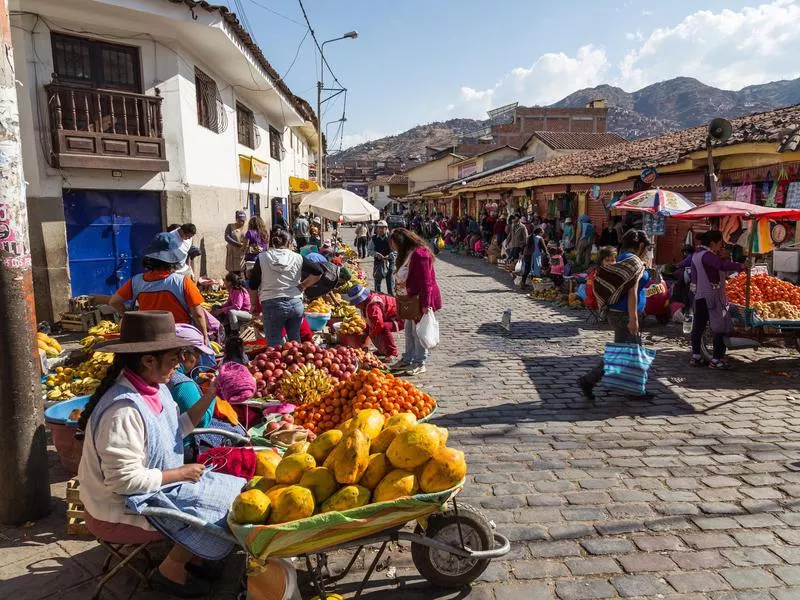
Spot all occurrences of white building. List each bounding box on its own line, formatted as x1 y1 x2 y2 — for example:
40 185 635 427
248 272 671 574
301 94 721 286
11 0 319 321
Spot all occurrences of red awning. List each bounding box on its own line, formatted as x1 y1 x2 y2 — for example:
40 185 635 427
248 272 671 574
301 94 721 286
672 201 800 221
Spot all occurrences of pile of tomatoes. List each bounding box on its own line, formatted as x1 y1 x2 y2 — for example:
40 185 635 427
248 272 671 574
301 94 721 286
294 369 436 434
728 272 800 307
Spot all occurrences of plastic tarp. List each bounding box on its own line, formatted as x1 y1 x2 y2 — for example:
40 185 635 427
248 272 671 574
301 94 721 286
228 481 463 559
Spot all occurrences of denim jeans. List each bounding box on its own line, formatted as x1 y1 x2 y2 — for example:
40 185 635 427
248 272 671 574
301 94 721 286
374 256 395 295
403 319 429 366
262 297 304 347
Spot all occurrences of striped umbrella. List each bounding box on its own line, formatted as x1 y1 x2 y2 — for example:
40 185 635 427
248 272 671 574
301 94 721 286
615 188 694 215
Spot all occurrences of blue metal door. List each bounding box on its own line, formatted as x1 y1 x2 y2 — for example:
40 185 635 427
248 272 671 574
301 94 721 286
64 190 162 296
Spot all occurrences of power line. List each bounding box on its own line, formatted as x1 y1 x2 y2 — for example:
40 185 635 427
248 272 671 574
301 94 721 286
244 0 305 26
296 0 344 88
231 0 256 37
280 29 309 80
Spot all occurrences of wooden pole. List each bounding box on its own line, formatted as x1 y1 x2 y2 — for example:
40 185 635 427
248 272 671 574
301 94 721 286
0 0 51 524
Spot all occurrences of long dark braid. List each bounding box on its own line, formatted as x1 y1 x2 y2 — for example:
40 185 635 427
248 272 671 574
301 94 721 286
77 354 139 433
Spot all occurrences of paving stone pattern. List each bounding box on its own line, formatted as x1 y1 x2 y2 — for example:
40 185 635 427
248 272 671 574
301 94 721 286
3 244 800 599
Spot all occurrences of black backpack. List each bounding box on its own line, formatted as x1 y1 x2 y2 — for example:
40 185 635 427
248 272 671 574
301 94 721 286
304 262 340 300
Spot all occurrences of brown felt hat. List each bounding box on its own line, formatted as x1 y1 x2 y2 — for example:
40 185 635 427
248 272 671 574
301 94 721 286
99 311 189 354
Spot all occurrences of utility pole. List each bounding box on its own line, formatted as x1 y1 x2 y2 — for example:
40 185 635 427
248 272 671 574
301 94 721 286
0 0 51 525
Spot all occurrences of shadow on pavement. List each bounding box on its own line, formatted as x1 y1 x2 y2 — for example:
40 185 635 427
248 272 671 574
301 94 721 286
476 319 583 341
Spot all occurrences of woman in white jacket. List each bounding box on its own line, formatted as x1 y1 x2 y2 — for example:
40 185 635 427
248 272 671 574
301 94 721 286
248 229 323 346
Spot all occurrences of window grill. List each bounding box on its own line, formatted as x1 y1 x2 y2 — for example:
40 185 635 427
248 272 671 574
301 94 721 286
269 126 283 160
236 102 260 148
195 67 227 133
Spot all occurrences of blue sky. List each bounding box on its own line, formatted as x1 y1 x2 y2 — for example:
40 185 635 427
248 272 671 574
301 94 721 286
227 0 800 148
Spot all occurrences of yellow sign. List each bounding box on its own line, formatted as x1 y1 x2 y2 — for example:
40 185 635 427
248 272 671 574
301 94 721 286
239 155 269 181
289 176 320 192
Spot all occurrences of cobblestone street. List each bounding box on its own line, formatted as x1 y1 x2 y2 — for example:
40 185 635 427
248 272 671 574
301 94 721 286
4 244 800 599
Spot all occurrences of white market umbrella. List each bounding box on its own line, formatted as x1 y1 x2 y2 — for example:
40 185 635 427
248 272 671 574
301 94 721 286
298 188 379 223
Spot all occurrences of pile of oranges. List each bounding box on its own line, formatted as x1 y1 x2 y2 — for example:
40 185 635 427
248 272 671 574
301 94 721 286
294 369 436 434
728 273 800 307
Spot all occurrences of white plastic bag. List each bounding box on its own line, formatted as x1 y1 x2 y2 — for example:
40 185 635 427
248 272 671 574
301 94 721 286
416 311 439 349
514 259 523 274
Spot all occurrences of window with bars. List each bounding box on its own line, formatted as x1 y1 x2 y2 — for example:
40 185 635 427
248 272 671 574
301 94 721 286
195 67 226 133
269 126 282 160
236 102 256 148
51 32 141 91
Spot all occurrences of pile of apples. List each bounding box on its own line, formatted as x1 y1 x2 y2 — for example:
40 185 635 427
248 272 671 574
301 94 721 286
249 340 360 401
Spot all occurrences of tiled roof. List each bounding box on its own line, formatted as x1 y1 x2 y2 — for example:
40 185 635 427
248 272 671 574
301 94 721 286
166 1 317 128
372 174 408 185
466 104 800 188
531 131 627 150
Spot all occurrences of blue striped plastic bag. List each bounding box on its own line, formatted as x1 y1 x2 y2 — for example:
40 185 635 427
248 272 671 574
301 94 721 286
603 343 656 395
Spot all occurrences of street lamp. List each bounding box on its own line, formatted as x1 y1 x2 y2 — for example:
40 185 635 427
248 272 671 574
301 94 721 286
325 118 346 188
317 31 358 187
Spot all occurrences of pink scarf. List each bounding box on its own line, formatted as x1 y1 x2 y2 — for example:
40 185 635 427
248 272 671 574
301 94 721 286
123 368 163 414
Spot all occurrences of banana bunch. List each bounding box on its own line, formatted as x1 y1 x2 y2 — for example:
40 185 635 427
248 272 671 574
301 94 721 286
74 352 113 379
81 334 105 352
88 320 119 336
340 313 366 334
530 289 559 301
37 332 62 358
45 366 75 388
306 298 331 313
332 303 358 319
279 364 333 404
201 290 228 310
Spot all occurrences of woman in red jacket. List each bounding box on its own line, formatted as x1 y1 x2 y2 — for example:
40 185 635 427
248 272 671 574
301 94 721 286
390 228 442 376
344 284 402 358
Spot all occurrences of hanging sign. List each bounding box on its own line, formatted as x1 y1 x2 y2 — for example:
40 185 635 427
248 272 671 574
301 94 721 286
644 212 666 236
641 168 658 184
590 184 601 200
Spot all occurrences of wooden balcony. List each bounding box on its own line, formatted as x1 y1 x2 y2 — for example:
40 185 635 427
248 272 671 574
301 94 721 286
46 84 169 172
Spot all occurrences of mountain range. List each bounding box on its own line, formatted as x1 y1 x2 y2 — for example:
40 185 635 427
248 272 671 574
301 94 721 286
330 76 800 164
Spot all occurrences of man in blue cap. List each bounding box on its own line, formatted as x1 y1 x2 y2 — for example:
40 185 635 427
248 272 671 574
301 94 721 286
109 232 209 343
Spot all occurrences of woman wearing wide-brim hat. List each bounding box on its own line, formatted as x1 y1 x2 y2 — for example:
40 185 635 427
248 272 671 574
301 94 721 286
77 311 245 597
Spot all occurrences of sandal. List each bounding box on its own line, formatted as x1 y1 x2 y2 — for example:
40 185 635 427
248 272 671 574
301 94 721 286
709 359 732 370
689 357 708 367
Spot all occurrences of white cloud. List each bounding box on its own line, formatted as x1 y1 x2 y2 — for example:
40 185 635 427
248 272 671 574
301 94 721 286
445 45 609 117
619 0 800 90
445 0 800 119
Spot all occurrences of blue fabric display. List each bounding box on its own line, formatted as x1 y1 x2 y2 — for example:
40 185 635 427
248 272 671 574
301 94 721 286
603 343 656 396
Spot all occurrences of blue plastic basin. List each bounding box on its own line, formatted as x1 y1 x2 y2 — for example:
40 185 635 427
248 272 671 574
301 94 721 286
44 395 90 426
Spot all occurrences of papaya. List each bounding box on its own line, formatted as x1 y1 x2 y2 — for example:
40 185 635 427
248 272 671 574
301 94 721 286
419 447 467 493
386 423 443 470
321 485 371 513
349 409 385 440
275 453 316 485
370 425 405 454
373 469 418 503
230 489 271 524
268 485 315 524
299 467 338 504
264 484 289 504
384 412 417 430
333 429 370 484
255 450 282 478
308 429 343 464
359 453 390 490
246 475 276 493
335 418 353 433
284 441 310 456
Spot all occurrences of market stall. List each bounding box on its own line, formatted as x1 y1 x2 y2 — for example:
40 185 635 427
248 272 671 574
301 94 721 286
673 200 800 358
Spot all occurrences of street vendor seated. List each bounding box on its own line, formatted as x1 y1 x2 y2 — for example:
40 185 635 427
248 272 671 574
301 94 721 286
109 232 214 344
170 323 247 459
344 284 402 358
77 311 245 598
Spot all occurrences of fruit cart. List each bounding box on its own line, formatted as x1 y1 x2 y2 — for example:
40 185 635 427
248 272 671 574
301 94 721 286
673 201 800 359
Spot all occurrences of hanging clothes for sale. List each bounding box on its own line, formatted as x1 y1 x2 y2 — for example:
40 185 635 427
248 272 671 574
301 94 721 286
746 219 776 254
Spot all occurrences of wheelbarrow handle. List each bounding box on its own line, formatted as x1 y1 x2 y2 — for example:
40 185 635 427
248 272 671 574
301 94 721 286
393 530 511 560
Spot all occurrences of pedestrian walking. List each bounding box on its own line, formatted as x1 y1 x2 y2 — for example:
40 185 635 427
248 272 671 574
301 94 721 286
224 210 247 274
578 229 653 402
390 228 441 376
355 222 368 258
248 229 324 346
76 311 244 598
689 230 744 369
371 220 395 295
244 216 270 265
508 215 528 262
109 233 210 343
293 213 310 249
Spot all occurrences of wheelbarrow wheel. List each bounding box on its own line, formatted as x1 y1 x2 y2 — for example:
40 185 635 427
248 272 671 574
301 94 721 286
700 324 714 362
411 503 494 588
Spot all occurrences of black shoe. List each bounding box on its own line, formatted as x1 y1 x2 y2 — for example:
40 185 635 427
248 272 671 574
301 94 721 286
627 391 655 401
149 568 211 598
579 379 595 402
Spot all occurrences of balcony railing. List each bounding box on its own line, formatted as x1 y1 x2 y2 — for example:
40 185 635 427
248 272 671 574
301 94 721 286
46 83 169 171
